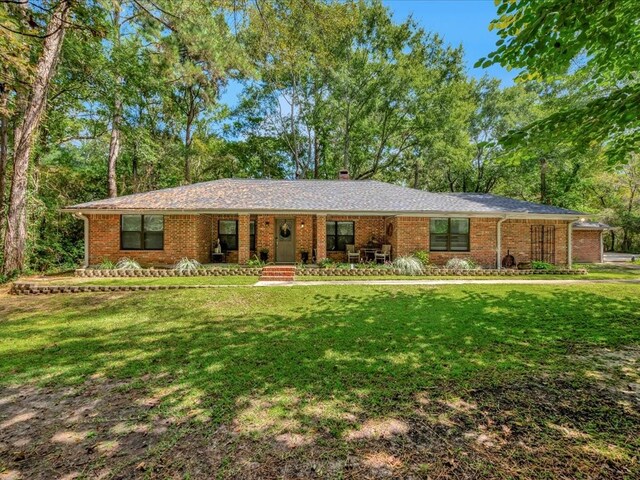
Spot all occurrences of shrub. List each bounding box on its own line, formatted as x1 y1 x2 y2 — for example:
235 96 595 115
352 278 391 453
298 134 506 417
413 250 430 266
115 257 142 270
392 255 424 275
174 258 204 273
246 255 266 267
445 258 477 270
531 260 555 270
317 258 333 268
96 258 116 270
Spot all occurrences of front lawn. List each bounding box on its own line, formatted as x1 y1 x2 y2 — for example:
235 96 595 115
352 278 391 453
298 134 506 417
1 284 639 478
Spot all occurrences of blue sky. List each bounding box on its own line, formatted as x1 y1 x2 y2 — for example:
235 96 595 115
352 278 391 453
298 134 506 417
383 0 515 83
220 0 513 108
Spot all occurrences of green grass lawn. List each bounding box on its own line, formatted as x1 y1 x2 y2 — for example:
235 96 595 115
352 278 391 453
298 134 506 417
1 284 639 478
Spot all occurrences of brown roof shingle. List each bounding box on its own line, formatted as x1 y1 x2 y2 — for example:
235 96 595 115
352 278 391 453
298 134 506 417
65 178 583 216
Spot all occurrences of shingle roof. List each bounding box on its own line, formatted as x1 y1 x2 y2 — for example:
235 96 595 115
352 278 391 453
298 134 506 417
65 179 582 216
573 221 609 230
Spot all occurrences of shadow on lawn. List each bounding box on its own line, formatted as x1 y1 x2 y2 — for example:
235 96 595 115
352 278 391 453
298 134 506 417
1 285 639 478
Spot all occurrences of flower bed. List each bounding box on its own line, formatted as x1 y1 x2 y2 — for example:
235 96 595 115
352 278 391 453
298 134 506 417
300 267 587 276
75 267 262 278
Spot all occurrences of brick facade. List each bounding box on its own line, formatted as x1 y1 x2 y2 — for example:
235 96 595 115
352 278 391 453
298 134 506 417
86 212 574 267
87 213 211 266
325 215 387 262
572 229 603 263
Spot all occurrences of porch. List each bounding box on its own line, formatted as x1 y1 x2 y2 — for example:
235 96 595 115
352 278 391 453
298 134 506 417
211 214 395 264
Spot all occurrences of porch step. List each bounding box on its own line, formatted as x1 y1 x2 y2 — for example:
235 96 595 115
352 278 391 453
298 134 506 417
259 265 296 282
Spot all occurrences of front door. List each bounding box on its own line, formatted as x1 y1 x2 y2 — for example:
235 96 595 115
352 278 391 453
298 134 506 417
275 218 295 263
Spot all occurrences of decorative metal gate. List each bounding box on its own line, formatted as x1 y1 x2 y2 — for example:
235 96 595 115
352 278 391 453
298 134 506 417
531 225 556 264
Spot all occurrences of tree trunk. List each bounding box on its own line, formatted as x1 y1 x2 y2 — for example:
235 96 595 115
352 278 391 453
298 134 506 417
0 85 9 232
2 1 69 275
107 95 121 197
107 1 122 198
539 157 548 204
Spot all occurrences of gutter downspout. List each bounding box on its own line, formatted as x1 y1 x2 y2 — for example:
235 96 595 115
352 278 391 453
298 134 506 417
74 213 89 268
496 216 508 270
567 219 580 269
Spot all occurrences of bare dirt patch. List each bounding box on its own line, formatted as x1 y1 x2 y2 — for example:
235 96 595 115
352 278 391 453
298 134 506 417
1 351 639 479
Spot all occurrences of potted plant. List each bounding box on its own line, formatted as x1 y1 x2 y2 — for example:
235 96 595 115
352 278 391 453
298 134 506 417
259 248 269 262
300 249 309 264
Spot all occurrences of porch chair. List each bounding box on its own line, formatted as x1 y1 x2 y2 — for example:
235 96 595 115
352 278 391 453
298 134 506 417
346 244 361 263
375 244 391 263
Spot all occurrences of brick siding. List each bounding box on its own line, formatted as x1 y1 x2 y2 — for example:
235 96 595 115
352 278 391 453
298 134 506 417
86 213 573 267
87 214 211 266
325 215 387 262
572 230 603 263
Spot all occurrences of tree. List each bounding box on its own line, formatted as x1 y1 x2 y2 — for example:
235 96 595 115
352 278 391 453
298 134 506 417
3 0 70 275
478 0 640 161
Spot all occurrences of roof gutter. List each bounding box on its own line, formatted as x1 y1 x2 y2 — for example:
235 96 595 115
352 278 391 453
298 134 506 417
60 208 583 220
73 212 89 268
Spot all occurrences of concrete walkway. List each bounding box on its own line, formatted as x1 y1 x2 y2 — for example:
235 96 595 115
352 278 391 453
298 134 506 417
255 278 640 287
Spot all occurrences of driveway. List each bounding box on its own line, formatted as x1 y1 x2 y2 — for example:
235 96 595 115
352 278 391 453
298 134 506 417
604 252 639 263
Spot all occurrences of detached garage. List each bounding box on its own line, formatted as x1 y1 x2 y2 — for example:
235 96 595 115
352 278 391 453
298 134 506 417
572 221 609 263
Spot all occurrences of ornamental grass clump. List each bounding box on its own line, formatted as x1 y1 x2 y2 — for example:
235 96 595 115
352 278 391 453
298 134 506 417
97 258 116 270
445 258 477 270
392 255 424 275
174 258 203 273
115 258 142 270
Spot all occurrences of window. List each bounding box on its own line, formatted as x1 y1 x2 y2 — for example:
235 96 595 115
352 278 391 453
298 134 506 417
327 221 355 252
121 215 163 250
250 221 256 251
219 220 238 251
430 218 469 251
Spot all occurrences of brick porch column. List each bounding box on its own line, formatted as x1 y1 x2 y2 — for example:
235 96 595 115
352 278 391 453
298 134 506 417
238 214 251 264
316 214 327 261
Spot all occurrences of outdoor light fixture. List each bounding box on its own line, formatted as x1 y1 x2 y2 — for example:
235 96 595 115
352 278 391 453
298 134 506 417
301 220 305 228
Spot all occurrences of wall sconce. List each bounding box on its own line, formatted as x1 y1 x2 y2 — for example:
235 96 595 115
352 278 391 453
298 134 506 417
265 220 270 226
301 220 305 228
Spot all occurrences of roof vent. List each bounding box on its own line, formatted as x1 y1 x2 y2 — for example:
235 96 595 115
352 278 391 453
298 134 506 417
338 169 350 180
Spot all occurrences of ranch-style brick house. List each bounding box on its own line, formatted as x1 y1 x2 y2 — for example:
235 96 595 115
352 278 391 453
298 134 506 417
64 173 603 268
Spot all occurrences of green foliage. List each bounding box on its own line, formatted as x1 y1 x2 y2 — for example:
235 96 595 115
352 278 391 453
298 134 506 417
413 250 430 267
317 258 334 269
246 255 266 267
97 259 117 270
478 0 640 162
392 256 424 275
531 261 555 271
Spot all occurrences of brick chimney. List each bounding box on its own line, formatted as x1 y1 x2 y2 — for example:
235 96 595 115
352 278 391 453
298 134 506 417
338 169 350 180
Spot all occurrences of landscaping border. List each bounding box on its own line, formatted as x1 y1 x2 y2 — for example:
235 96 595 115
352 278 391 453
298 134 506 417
75 267 262 277
76 266 587 279
299 267 588 276
11 283 239 295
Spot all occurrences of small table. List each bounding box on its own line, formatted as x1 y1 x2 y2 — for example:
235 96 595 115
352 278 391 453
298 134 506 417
361 248 379 262
211 252 226 263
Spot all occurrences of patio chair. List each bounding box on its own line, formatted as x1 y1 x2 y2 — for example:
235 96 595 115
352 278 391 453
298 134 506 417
375 244 391 263
346 244 361 263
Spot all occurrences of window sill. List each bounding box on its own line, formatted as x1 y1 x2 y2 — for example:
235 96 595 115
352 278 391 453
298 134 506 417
429 250 471 253
119 249 165 252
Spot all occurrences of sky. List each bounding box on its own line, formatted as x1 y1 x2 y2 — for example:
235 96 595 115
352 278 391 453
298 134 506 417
383 0 516 83
219 0 515 108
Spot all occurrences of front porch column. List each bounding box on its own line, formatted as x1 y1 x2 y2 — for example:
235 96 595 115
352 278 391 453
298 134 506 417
316 214 327 261
238 214 251 264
